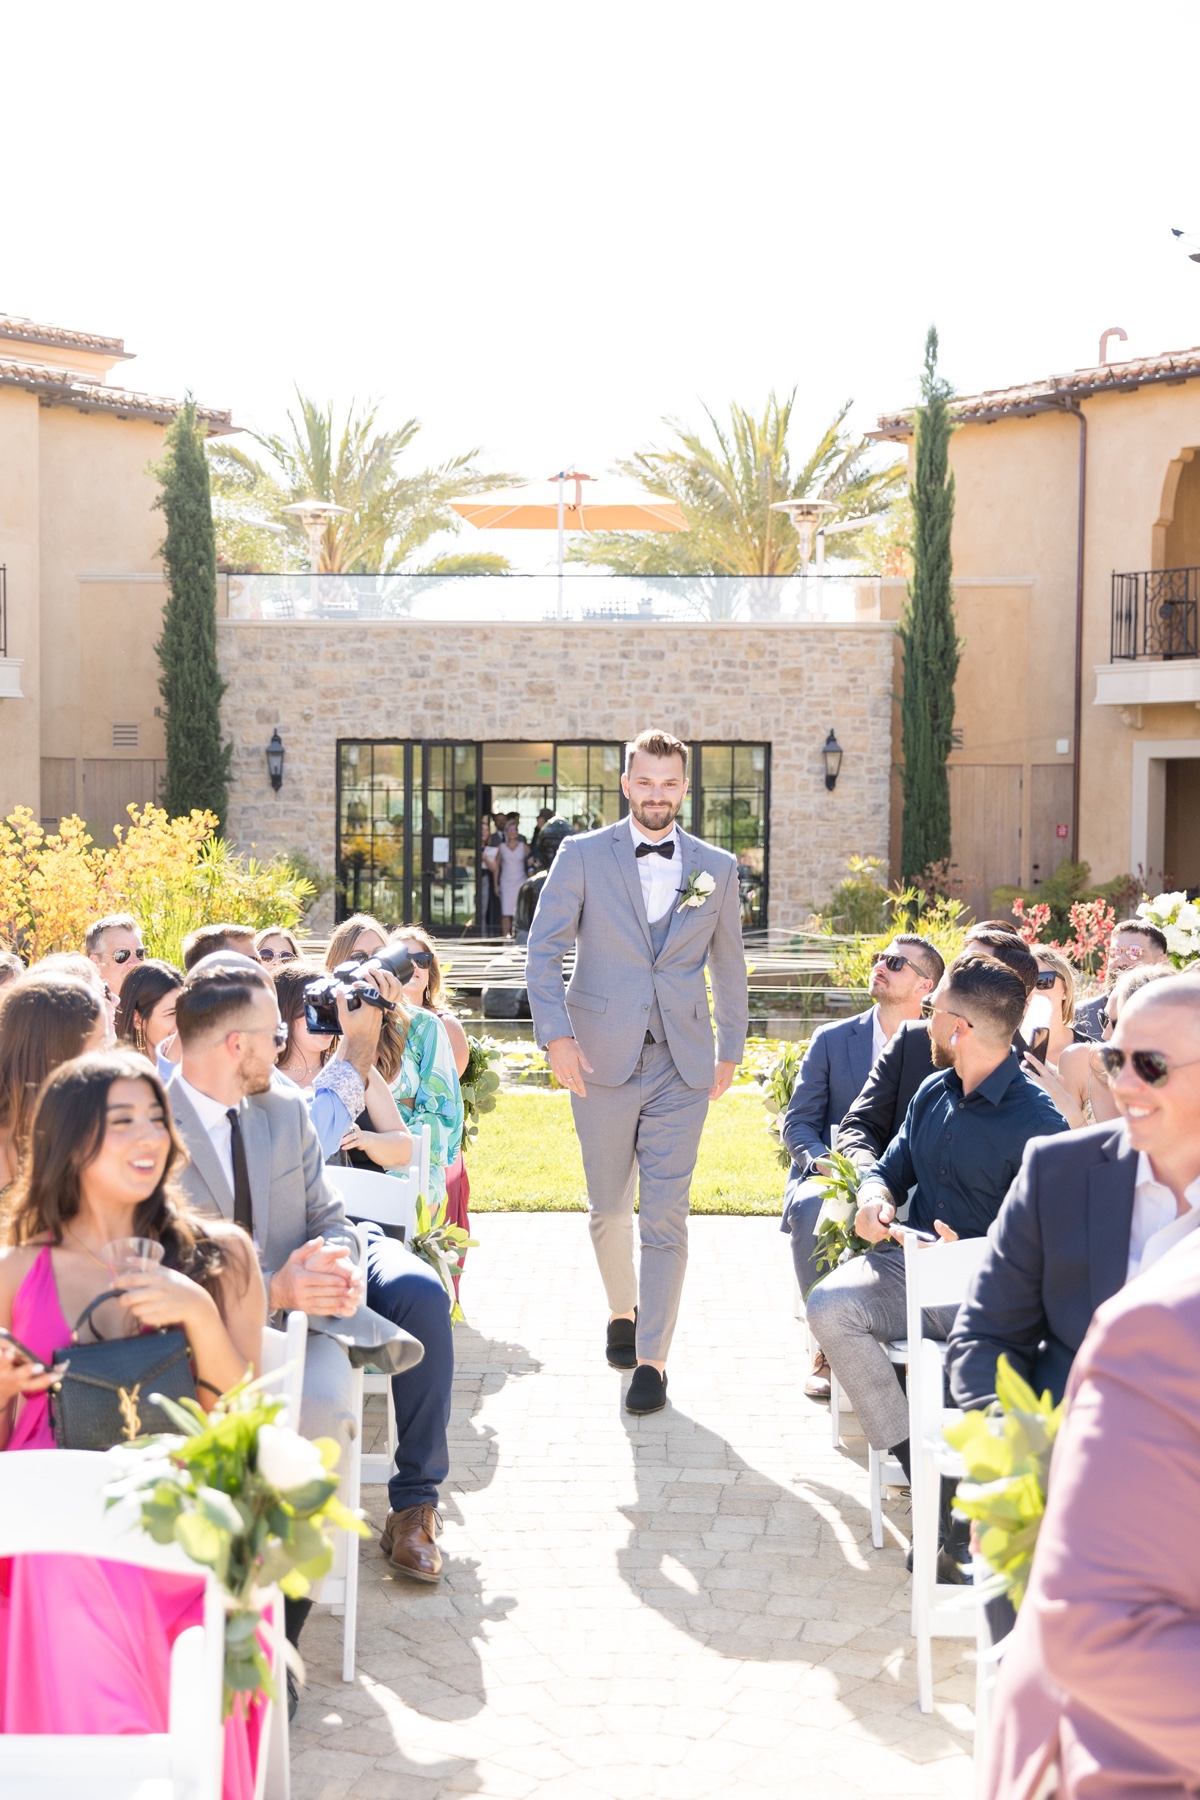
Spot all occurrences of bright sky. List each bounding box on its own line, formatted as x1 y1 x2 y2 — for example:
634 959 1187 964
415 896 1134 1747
5 1 1200 571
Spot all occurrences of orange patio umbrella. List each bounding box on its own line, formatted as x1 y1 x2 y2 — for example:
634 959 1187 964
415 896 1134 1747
449 469 687 611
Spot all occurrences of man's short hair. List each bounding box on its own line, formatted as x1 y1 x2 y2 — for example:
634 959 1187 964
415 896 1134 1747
963 928 1038 996
181 923 258 973
1120 968 1200 1031
624 729 688 775
1113 919 1169 956
85 913 139 955
945 953 1029 1042
890 933 945 986
174 963 270 1046
972 918 1021 937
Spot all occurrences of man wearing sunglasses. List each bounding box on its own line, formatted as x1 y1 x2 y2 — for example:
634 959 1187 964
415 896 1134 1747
85 912 146 997
1074 919 1169 1040
781 934 943 1398
947 969 1200 1417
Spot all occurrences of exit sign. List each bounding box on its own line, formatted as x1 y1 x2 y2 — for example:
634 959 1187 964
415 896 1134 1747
1056 824 1069 839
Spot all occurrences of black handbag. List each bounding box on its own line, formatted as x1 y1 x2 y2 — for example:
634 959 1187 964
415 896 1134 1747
49 1290 197 1450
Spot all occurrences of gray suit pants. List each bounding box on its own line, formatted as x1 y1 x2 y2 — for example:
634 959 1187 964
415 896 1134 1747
570 1039 710 1363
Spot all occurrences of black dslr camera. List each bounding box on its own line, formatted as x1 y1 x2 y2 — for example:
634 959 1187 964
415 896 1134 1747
303 942 415 1037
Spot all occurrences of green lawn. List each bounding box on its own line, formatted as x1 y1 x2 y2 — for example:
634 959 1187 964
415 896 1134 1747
467 1087 785 1215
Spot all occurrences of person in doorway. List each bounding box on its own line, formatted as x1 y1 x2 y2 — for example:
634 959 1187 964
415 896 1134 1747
496 817 531 937
525 728 749 1417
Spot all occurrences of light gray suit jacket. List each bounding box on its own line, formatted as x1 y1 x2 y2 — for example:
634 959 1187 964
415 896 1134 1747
165 1069 354 1295
525 821 749 1090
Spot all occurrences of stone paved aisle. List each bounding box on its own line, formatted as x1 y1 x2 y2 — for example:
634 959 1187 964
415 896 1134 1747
294 1215 975 1799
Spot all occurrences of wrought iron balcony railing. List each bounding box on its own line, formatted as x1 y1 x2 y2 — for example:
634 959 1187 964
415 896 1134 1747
1112 566 1200 660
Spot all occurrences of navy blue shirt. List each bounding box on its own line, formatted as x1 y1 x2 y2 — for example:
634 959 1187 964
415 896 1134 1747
869 1051 1068 1239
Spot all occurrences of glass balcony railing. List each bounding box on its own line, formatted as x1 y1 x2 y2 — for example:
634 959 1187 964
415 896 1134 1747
220 571 883 626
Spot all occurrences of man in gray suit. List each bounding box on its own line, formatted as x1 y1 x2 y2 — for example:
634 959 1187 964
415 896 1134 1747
526 728 749 1415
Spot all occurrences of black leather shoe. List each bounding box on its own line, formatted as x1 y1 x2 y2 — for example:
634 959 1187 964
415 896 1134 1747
606 1311 637 1370
625 1365 667 1414
904 1544 972 1585
287 1667 299 1720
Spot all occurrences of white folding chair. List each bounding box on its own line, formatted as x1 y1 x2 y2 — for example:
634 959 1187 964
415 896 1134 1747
260 1309 307 1426
971 1558 1013 1789
0 1448 282 1800
903 1230 990 1712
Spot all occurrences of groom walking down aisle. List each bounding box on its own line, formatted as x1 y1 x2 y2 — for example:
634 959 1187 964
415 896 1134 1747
526 729 749 1415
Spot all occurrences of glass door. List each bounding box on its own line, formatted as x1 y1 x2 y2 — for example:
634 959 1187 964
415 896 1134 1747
416 741 482 935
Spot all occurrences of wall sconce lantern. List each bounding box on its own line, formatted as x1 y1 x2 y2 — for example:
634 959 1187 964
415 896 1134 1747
822 729 843 792
266 729 285 792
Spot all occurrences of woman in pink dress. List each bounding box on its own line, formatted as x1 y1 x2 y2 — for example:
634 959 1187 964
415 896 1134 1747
0 1049 267 1796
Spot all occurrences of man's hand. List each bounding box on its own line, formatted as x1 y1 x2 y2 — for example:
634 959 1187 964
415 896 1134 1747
709 1060 736 1102
548 1037 593 1098
932 1220 959 1244
269 1236 363 1317
854 1190 896 1243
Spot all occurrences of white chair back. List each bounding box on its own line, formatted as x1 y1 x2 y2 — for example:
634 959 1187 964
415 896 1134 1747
260 1309 307 1426
0 1449 224 1800
903 1230 990 1339
329 1125 431 1243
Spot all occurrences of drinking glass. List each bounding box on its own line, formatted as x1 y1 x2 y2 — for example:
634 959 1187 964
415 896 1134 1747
102 1237 165 1277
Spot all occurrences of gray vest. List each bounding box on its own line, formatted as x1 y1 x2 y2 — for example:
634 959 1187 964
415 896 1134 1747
645 905 671 1041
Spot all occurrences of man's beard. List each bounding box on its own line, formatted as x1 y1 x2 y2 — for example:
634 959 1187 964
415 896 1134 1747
930 1035 955 1070
629 796 680 833
243 1065 274 1096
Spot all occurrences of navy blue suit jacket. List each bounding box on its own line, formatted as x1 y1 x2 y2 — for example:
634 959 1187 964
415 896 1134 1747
945 1120 1138 1411
781 1009 876 1179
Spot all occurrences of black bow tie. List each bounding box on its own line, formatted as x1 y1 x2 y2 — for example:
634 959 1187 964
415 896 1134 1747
635 839 675 860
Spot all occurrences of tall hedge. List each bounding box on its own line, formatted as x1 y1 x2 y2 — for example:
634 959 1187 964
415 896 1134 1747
899 328 960 882
154 397 230 825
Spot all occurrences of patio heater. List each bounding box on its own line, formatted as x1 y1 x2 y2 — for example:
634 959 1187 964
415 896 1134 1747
281 500 350 612
769 498 836 618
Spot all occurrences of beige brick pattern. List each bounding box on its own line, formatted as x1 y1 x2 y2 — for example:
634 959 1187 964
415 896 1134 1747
294 1214 974 1800
217 621 894 933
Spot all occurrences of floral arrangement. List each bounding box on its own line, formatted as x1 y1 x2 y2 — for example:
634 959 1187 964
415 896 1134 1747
409 1194 477 1324
459 1036 502 1147
676 869 716 912
1136 891 1200 968
811 1151 871 1279
758 1040 805 1167
944 1354 1063 1610
1011 895 1116 980
105 1378 367 1714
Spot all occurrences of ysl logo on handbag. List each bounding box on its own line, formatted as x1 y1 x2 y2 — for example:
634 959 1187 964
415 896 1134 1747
117 1383 143 1442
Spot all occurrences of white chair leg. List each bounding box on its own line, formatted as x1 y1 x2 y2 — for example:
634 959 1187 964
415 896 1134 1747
829 1369 841 1448
386 1379 399 1473
868 1444 883 1550
793 1270 805 1321
257 1595 290 1800
342 1369 364 1683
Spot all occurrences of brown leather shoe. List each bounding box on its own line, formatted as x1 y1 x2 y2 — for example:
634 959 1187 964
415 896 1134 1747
805 1349 832 1401
379 1505 443 1582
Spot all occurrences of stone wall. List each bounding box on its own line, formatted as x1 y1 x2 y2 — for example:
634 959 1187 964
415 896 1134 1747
217 619 895 932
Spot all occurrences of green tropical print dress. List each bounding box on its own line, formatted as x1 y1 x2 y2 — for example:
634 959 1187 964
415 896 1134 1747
390 1006 464 1207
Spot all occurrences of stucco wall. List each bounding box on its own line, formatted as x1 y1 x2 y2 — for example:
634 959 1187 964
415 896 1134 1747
217 618 895 933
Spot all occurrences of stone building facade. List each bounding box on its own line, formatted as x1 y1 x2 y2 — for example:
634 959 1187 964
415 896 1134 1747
218 616 895 935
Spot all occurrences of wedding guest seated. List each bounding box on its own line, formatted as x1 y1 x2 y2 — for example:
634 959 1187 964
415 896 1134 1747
1050 961 1176 1128
983 1223 1200 1800
273 959 413 1171
781 934 943 1399
325 912 388 969
182 922 259 971
836 929 1038 1170
255 925 300 966
1074 917 1170 1039
0 1050 266 1785
382 926 465 1211
387 926 471 1248
166 958 455 1644
947 969 1199 1414
34 950 116 1039
85 911 146 997
806 954 1067 1574
0 972 107 1186
114 958 185 1060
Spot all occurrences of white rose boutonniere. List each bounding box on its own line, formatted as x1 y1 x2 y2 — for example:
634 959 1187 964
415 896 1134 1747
676 869 717 913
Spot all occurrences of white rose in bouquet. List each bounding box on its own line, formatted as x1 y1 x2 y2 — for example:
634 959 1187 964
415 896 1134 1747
1139 892 1200 968
256 1422 327 1493
817 1192 855 1229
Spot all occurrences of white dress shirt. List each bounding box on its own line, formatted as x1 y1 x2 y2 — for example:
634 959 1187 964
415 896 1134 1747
1125 1149 1200 1282
628 815 680 924
175 1073 236 1196
870 1005 886 1064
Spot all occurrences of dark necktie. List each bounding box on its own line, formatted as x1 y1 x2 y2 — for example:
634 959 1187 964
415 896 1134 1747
226 1107 254 1237
635 840 675 860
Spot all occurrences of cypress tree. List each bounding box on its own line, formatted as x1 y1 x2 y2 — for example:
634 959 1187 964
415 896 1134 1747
899 328 960 883
154 397 231 825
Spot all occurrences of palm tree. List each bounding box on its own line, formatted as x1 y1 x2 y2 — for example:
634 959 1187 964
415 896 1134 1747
208 390 519 574
569 392 905 597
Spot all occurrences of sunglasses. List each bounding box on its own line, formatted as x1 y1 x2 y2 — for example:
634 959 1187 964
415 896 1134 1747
111 947 147 965
1034 969 1060 990
920 998 971 1026
401 948 435 970
1097 1046 1200 1087
871 951 923 976
257 948 297 963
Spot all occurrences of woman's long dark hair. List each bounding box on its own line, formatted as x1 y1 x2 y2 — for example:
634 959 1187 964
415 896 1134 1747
0 973 103 1157
114 959 184 1053
4 1050 224 1292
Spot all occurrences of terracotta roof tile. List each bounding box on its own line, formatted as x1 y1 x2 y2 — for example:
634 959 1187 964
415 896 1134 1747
0 356 233 433
873 345 1200 438
0 314 133 359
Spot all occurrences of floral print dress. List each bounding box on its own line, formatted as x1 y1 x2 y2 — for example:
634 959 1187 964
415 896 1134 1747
390 1006 464 1208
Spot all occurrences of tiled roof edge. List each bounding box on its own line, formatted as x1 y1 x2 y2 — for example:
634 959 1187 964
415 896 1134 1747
0 315 132 358
0 360 234 432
